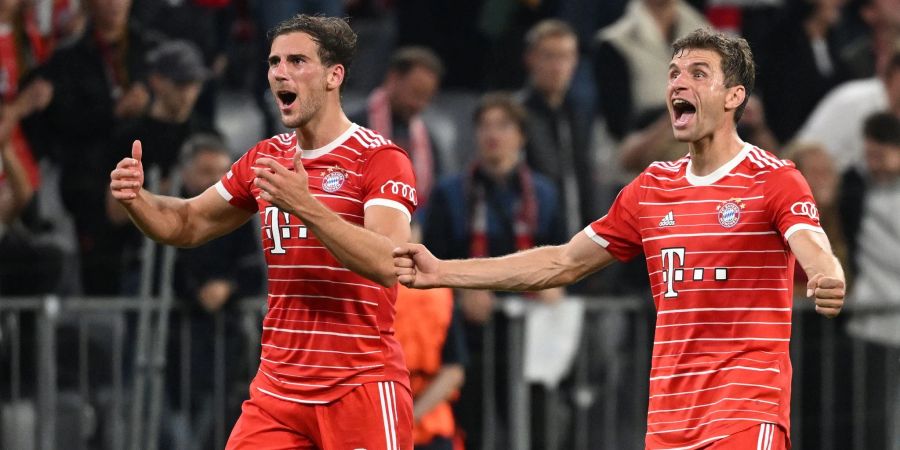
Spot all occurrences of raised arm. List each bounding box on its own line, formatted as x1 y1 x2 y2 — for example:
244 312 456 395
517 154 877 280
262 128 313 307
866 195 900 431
110 140 253 247
393 231 616 291
788 229 845 318
251 155 410 288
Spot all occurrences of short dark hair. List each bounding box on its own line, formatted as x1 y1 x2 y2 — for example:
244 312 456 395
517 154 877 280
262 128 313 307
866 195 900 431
524 19 577 51
268 15 357 69
473 92 528 134
863 112 900 147
672 28 755 122
388 46 444 79
180 133 230 165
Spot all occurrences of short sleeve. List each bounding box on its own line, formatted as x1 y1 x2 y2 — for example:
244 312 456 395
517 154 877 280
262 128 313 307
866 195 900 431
764 167 824 241
584 176 643 261
214 145 259 212
361 147 418 221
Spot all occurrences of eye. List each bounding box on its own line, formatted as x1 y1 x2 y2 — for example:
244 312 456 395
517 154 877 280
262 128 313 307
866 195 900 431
267 58 279 68
287 55 304 65
669 71 679 80
693 71 706 79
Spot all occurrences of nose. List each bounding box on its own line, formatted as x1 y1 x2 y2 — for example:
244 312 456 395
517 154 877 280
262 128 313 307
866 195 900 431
270 61 288 81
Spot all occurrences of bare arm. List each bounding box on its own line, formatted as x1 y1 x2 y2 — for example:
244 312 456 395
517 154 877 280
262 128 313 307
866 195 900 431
413 364 465 421
110 140 253 247
393 231 616 291
0 142 35 224
788 229 845 318
252 156 410 287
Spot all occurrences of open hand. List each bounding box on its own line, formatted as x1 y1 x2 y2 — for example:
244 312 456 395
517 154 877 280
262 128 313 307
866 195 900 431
252 151 309 213
110 140 144 204
807 273 844 318
392 243 441 289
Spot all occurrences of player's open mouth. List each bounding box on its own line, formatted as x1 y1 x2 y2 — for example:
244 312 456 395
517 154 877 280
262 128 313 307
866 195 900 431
277 90 298 109
672 98 696 128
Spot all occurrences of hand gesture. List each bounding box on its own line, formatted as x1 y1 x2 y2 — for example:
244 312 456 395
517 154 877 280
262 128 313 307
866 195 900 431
252 151 310 213
392 243 441 289
806 273 844 318
110 140 145 204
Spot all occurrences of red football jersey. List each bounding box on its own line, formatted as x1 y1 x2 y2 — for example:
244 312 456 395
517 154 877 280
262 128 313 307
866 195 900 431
587 143 823 449
216 124 418 404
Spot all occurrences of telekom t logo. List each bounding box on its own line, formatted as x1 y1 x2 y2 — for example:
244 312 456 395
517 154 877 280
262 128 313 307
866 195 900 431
264 206 307 254
661 247 685 298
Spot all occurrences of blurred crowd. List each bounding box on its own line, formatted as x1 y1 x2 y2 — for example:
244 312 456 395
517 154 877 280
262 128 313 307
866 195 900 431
1 0 899 449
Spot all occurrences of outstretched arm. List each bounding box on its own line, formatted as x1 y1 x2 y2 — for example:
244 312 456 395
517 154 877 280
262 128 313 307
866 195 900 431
789 229 845 318
393 231 616 291
252 155 410 288
110 140 253 247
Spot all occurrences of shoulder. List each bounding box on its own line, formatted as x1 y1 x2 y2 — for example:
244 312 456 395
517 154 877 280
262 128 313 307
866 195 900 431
350 126 410 161
815 78 884 109
643 154 691 178
744 146 796 178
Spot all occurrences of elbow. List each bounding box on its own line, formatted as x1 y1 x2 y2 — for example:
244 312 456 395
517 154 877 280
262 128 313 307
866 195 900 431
375 271 399 288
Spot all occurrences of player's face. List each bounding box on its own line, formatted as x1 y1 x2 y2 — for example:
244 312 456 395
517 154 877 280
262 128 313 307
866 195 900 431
526 35 578 98
476 106 525 169
666 48 744 143
268 32 330 129
387 66 439 121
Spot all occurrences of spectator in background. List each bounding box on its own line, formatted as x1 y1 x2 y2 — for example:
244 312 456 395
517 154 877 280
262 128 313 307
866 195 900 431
393 224 467 450
517 19 598 237
164 133 263 449
592 0 707 142
349 46 444 206
36 0 160 295
422 93 565 450
796 40 900 172
758 0 849 143
840 0 900 79
106 39 215 293
131 0 237 124
840 112 900 450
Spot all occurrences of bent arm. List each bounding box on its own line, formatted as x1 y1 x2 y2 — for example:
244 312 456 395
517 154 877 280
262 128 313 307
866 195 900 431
124 186 254 248
438 231 615 291
298 201 410 287
413 364 465 421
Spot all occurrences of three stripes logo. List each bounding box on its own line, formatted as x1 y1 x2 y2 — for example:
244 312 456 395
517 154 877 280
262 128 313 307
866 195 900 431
658 211 676 227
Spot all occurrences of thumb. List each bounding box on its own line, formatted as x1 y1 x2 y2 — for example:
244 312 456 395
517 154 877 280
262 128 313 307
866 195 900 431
293 149 304 172
806 273 823 298
132 140 143 163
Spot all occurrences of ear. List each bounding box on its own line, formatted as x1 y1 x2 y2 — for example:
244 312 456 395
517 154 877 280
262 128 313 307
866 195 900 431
326 64 345 91
724 85 746 113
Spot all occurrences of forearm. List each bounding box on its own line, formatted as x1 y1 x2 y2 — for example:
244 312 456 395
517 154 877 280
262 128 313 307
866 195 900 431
438 245 580 291
123 189 197 247
413 365 465 421
1 145 35 215
294 199 400 287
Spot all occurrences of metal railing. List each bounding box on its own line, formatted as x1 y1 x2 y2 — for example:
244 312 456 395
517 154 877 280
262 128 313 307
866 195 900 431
0 294 898 449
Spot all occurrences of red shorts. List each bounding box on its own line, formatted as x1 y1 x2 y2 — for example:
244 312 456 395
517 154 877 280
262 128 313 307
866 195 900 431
226 378 413 450
705 423 788 450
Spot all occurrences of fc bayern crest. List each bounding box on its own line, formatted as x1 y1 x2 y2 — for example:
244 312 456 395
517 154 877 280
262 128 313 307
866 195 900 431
321 167 347 193
716 198 745 228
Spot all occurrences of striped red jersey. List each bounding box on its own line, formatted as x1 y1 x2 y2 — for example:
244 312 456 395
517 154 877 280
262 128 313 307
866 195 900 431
586 143 823 449
215 124 417 404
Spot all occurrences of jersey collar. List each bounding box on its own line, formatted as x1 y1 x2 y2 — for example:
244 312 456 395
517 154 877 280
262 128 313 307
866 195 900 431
296 123 360 160
685 142 752 186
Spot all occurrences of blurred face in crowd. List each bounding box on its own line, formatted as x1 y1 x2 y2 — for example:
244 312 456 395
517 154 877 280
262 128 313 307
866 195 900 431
150 75 203 122
666 48 745 143
865 137 900 183
887 65 900 112
525 34 578 100
386 65 439 122
476 106 525 175
87 0 131 36
811 0 845 27
183 149 232 196
268 32 341 129
0 0 23 21
794 146 838 207
862 0 900 29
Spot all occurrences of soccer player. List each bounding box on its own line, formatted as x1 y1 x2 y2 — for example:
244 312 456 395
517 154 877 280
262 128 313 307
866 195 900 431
393 28 845 450
110 15 416 450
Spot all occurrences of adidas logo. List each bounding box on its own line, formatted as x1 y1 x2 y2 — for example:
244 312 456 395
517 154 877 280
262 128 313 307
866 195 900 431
658 211 676 227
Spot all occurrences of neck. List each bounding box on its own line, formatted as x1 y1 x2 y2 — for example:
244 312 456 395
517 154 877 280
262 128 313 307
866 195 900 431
149 101 189 124
804 17 828 40
480 157 518 182
538 87 566 110
687 129 744 177
296 98 352 150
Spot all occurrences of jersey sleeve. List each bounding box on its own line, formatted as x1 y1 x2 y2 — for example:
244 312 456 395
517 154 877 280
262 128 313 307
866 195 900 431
213 145 259 212
361 147 418 222
764 167 824 241
584 175 643 261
